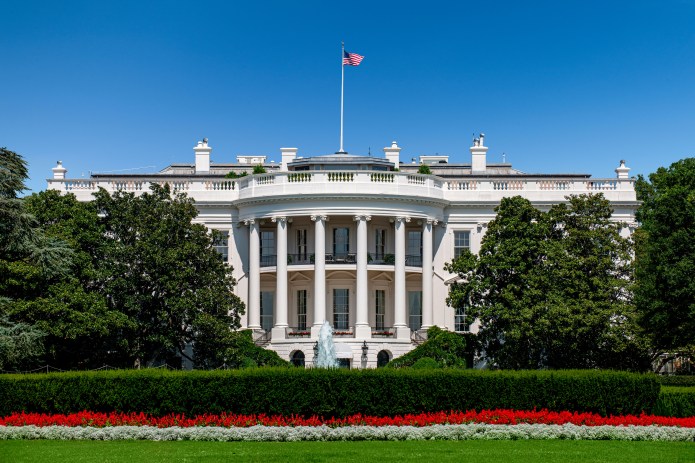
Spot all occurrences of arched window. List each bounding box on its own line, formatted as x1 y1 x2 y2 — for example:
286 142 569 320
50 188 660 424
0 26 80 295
291 350 305 368
377 350 391 368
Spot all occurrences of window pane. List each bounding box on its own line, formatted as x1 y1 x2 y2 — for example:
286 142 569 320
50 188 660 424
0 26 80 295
375 229 386 259
297 229 307 260
408 291 422 331
213 231 229 262
454 231 470 259
333 288 350 330
375 289 385 330
455 305 470 332
297 290 307 330
261 291 274 331
333 228 349 256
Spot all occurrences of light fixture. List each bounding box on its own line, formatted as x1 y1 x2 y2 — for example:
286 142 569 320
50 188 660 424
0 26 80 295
313 341 319 356
361 340 368 362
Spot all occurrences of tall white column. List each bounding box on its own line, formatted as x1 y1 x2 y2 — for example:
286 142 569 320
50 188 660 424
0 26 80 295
272 216 288 339
311 215 327 337
354 215 371 338
394 216 410 339
247 219 261 330
421 219 435 330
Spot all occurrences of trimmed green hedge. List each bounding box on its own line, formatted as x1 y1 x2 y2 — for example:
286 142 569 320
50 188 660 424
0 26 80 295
656 375 695 387
654 387 695 417
0 369 658 418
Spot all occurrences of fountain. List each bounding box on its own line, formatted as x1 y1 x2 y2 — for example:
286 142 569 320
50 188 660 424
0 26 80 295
315 320 339 368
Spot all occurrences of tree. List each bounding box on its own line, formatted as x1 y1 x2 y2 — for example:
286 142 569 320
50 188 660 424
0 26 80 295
634 158 695 360
387 326 467 368
93 184 245 368
446 194 649 370
417 164 432 175
0 314 45 371
252 164 266 174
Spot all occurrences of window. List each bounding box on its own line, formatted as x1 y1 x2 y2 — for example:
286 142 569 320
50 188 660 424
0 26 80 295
333 227 349 257
375 229 386 260
455 305 470 332
261 230 276 266
291 351 305 368
260 291 274 331
212 230 229 262
375 289 385 330
408 291 422 331
407 231 422 266
454 231 470 259
297 289 307 330
377 350 390 368
296 229 307 262
337 358 351 369
333 288 349 330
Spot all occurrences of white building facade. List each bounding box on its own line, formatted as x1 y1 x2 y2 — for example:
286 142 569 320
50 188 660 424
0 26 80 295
47 136 638 368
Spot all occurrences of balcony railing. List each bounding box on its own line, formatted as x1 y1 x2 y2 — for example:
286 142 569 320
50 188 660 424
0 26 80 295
261 253 423 267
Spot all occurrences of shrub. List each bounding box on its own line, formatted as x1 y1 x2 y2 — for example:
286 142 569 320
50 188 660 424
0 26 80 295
224 171 248 179
0 369 659 418
412 357 440 369
417 164 432 175
653 387 695 417
656 375 695 387
387 326 467 368
252 165 266 175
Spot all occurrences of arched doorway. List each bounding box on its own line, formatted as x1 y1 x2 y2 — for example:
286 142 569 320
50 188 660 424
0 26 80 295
291 350 305 367
377 350 391 368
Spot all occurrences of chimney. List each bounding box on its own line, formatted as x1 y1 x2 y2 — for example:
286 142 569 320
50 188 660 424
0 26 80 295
194 138 212 173
615 159 630 179
470 133 488 173
280 147 298 171
383 141 401 167
52 161 67 179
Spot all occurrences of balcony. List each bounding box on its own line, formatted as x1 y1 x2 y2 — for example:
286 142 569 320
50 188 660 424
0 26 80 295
261 253 423 268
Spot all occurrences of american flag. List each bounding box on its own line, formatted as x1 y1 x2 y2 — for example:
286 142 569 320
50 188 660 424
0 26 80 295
343 51 364 66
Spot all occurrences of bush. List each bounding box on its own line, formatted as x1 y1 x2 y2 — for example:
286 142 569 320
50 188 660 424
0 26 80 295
388 326 467 368
656 375 695 387
412 357 440 369
252 165 266 175
417 164 432 175
0 369 659 418
653 387 695 417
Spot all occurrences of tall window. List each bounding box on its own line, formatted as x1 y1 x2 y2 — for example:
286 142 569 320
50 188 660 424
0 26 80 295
296 229 307 261
408 291 422 331
261 230 275 266
333 288 349 330
454 231 470 259
212 230 229 262
455 305 470 332
297 289 307 330
375 229 386 260
333 227 349 257
260 291 274 331
291 351 305 368
375 289 385 330
407 231 422 266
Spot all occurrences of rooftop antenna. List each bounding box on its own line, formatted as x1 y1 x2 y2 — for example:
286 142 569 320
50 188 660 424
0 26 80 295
368 146 371 156
502 152 506 163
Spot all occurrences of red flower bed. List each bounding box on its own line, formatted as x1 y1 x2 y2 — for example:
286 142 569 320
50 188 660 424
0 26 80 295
1 409 694 428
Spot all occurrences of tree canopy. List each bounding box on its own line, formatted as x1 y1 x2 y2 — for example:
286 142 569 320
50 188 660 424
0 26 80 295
446 194 649 371
635 158 695 356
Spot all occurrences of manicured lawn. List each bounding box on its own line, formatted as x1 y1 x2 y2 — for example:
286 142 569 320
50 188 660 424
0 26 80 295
1 440 693 462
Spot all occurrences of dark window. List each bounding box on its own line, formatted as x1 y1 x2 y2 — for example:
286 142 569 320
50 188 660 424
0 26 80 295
375 229 386 260
408 291 422 331
337 358 351 369
260 291 274 331
213 230 229 262
455 305 470 332
296 229 307 261
454 231 470 259
261 230 276 266
375 289 385 330
333 288 349 330
333 227 349 256
297 290 307 330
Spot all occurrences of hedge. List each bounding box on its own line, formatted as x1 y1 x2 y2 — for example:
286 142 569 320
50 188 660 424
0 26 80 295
654 387 695 418
656 375 695 387
0 369 659 418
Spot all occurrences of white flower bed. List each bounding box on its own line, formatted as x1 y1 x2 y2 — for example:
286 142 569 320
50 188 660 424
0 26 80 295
1 424 694 442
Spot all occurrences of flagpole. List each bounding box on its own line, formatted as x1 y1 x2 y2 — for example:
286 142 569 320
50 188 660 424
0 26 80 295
338 41 346 154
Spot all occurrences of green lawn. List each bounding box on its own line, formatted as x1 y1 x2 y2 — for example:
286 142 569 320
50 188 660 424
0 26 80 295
1 440 693 463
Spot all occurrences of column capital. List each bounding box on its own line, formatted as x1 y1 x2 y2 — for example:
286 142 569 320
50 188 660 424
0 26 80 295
426 218 439 226
243 218 256 226
395 216 411 224
353 215 372 222
311 215 328 222
476 222 488 232
272 216 287 223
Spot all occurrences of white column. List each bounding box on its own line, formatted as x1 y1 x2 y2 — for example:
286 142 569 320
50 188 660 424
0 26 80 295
421 219 435 330
272 216 288 339
354 215 371 338
311 215 327 337
394 216 410 339
247 219 261 330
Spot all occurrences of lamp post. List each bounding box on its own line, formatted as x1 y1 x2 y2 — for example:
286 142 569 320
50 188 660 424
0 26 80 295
361 340 368 368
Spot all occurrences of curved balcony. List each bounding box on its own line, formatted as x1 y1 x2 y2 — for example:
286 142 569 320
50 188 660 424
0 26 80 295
237 171 445 203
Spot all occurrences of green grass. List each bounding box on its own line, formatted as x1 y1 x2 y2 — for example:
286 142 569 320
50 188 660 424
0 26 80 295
0 440 693 463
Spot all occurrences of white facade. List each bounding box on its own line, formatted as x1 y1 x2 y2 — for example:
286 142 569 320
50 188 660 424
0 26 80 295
47 136 638 368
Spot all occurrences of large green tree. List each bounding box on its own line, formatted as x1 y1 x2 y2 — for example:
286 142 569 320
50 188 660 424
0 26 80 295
93 184 245 368
446 194 648 370
634 158 695 361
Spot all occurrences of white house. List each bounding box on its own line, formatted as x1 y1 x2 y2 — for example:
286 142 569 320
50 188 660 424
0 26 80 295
47 135 638 368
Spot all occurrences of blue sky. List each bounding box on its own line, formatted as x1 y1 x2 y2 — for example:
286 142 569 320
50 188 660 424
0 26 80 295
2 0 694 194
